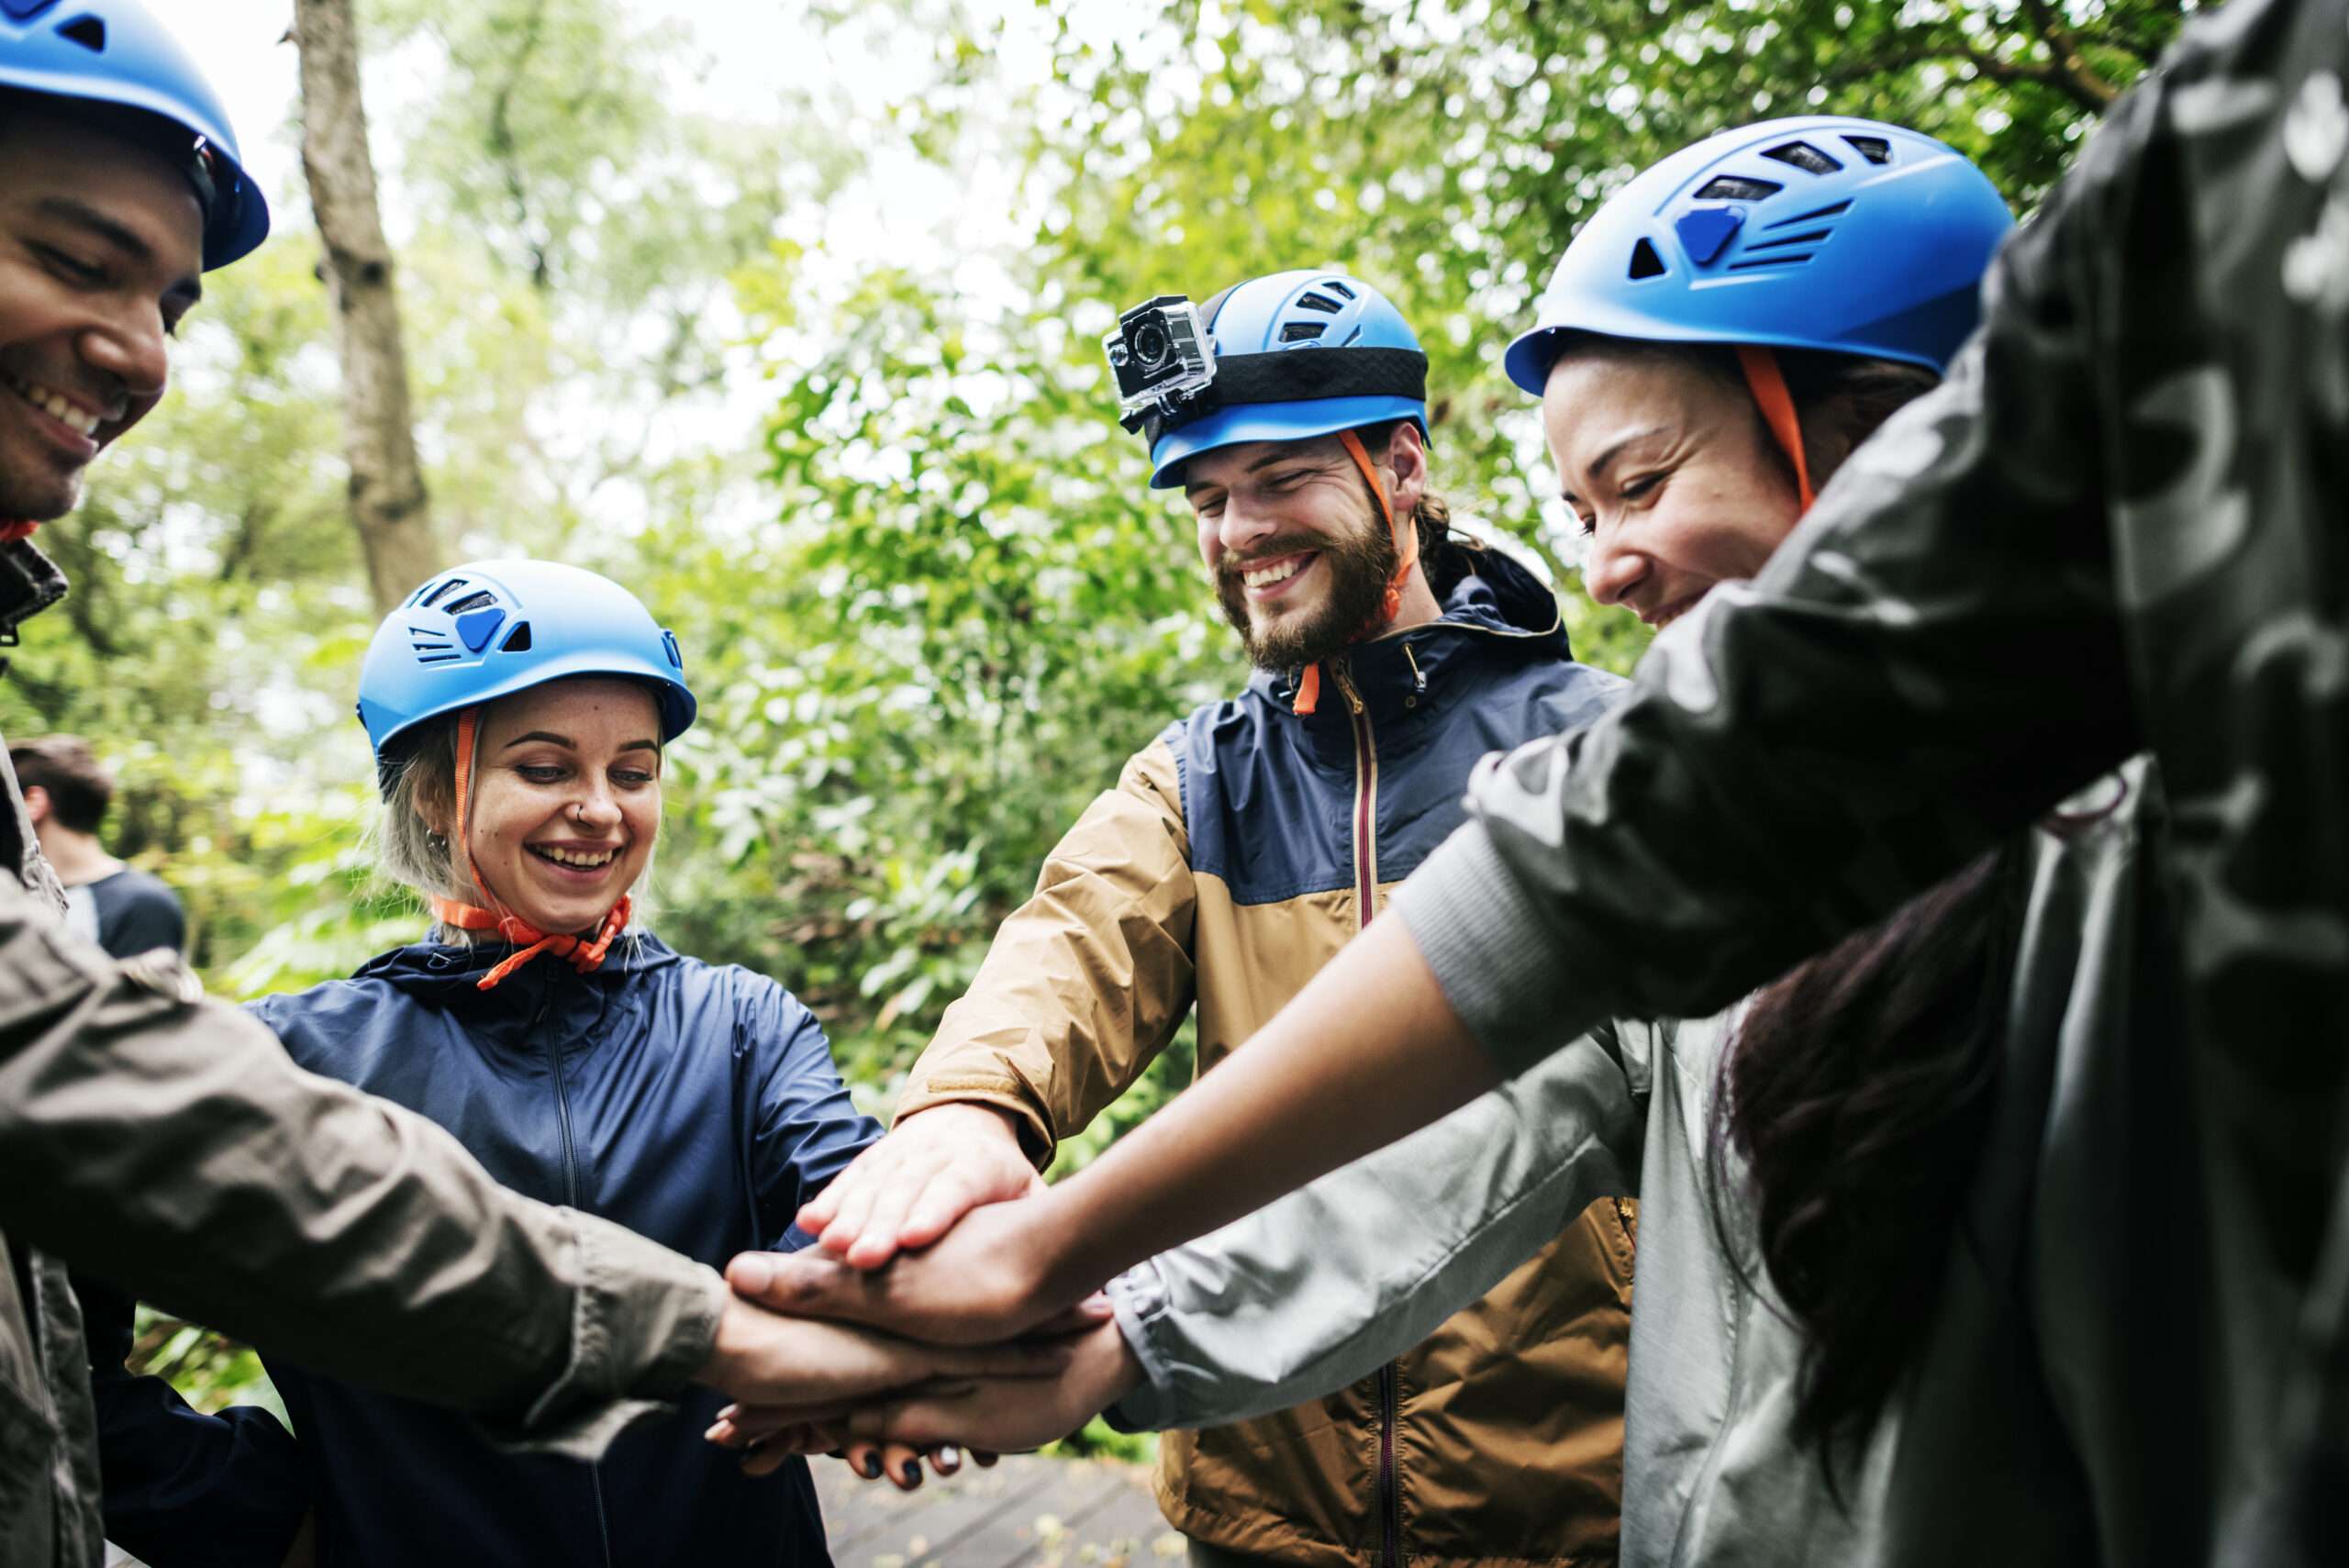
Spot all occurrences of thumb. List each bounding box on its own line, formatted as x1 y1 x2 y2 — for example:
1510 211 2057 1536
727 1252 777 1296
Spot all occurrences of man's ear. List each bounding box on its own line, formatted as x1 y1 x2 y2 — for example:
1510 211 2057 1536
20 784 50 828
1383 422 1429 518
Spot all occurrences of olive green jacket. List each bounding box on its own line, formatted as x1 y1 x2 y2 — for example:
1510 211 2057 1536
0 541 727 1568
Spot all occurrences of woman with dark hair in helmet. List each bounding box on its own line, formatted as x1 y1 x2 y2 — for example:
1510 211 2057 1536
109 562 1053 1567
724 118 2161 1564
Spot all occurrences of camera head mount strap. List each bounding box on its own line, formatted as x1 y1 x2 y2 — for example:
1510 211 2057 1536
1131 347 1429 445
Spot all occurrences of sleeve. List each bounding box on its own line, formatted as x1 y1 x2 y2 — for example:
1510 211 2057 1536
1396 128 2144 1076
0 875 728 1460
76 1272 311 1567
1104 1018 1656 1431
893 738 1197 1162
95 873 184 958
737 977 885 1251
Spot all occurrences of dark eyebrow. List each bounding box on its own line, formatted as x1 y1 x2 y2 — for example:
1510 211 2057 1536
1586 425 1670 485
34 196 202 306
1186 450 1331 497
502 731 662 756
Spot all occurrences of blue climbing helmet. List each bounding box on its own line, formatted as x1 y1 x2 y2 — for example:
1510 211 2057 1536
357 561 696 789
0 0 272 270
1108 270 1430 487
1503 117 2012 395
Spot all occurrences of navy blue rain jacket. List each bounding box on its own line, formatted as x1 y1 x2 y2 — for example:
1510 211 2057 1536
100 932 879 1568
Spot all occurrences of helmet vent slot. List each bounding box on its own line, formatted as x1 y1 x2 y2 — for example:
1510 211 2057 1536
54 14 103 50
417 576 470 607
1628 238 1668 280
500 621 534 653
440 590 496 617
1728 254 1812 271
1320 280 1357 299
1762 141 1842 175
414 652 462 665
1694 175 1780 203
1765 200 1850 229
662 630 684 670
1843 135 1892 164
1279 321 1329 342
1295 291 1342 314
1742 229 1830 253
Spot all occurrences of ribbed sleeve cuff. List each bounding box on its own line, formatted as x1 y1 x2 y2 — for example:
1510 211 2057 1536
1392 822 1586 1079
1100 1263 1177 1433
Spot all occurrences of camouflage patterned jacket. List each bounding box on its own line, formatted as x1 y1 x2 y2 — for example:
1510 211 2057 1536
1392 0 2349 1559
0 539 728 1568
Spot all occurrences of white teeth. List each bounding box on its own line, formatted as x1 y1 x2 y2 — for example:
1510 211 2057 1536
9 377 99 437
1242 557 1307 589
536 846 617 868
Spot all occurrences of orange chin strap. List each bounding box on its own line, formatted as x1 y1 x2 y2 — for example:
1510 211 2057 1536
427 706 630 993
0 522 40 543
1293 428 1420 717
1734 345 1816 512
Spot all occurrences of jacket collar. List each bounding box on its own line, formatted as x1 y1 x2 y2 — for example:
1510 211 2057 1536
0 539 68 646
355 927 685 1001
1257 544 1572 726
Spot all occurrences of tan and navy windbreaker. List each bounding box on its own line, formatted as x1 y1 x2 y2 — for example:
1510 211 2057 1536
897 547 1634 1568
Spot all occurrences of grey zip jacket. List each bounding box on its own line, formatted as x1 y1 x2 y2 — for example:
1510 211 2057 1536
1110 762 2165 1566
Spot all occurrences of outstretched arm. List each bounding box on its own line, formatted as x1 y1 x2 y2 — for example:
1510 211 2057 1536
728 913 1494 1342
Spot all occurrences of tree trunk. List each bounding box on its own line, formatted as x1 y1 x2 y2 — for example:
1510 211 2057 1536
293 0 444 616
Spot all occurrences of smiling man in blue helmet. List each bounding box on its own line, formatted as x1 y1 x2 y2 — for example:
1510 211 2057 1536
0 7 978 1563
792 270 1638 1568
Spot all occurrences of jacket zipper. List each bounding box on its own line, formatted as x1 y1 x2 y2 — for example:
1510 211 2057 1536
1335 662 1404 1568
543 988 617 1568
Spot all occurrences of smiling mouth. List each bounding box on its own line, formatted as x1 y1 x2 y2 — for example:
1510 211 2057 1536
1642 593 1703 630
1236 551 1318 596
529 844 620 870
4 374 103 439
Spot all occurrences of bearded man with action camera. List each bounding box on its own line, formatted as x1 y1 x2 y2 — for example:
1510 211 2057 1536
796 270 1638 1568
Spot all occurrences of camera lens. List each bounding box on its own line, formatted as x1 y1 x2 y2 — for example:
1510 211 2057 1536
1133 321 1171 370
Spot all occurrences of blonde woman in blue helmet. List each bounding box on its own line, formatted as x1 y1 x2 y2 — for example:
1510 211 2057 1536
96 562 1063 1567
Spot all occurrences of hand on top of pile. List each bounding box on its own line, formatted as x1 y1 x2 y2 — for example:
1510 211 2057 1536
794 1102 1044 1269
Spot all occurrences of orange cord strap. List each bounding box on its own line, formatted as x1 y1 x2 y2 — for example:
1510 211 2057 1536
1733 346 1815 512
0 522 39 543
426 706 631 991
1292 430 1421 717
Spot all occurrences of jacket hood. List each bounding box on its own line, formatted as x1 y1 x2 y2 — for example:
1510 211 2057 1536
1424 540 1571 649
351 928 686 999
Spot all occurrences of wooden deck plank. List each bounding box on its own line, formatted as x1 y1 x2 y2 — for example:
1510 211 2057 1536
810 1452 1177 1568
964 1455 1177 1568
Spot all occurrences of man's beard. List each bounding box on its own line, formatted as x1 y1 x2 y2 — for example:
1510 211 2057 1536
1218 516 1398 672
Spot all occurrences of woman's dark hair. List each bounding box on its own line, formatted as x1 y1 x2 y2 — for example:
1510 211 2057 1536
1720 847 2023 1473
